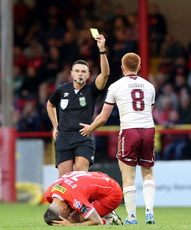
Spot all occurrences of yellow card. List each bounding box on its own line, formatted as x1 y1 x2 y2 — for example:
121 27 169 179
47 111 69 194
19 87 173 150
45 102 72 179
90 28 99 38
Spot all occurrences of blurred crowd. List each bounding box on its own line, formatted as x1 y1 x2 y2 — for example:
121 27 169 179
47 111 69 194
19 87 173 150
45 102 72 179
1 0 191 160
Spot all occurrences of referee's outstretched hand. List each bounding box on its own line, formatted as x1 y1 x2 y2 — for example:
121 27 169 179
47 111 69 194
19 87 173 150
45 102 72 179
79 123 92 138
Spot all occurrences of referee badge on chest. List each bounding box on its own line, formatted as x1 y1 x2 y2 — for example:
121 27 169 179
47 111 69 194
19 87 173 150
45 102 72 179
60 99 69 110
79 97 86 106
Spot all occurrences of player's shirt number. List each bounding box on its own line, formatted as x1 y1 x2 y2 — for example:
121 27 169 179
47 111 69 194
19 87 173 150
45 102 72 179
58 171 93 189
131 89 145 111
62 171 92 181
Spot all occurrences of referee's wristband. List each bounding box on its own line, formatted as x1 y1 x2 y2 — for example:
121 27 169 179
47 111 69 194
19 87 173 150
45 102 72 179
99 50 107 54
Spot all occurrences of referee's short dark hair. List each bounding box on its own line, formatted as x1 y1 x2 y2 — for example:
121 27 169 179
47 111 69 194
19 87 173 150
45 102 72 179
44 208 61 225
72 60 89 69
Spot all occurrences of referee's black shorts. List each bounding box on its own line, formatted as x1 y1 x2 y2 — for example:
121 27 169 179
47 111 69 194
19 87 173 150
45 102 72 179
54 131 96 168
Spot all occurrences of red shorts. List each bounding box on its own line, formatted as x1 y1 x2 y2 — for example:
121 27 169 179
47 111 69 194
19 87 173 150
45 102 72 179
91 180 122 217
117 128 155 167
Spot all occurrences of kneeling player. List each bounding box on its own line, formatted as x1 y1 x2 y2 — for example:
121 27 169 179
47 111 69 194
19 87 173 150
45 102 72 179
44 171 123 226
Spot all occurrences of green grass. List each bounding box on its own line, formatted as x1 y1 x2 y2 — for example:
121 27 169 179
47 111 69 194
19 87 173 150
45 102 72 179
0 203 191 230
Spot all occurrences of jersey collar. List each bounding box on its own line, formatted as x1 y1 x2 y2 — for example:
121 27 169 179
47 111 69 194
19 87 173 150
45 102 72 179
125 74 137 77
125 74 138 80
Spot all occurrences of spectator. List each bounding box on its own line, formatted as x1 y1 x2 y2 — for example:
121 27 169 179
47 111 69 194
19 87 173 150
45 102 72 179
161 34 185 60
75 7 91 30
64 19 78 41
97 0 114 23
60 0 81 21
112 16 128 31
94 17 108 34
169 57 189 84
13 109 22 130
78 29 98 62
113 4 126 20
42 46 62 83
25 0 47 28
14 46 27 72
21 66 40 98
112 29 137 62
25 21 45 46
14 0 30 26
55 63 72 87
161 83 179 109
16 100 41 132
43 5 64 40
178 93 191 124
153 95 174 125
44 37 58 53
81 0 95 17
26 46 44 71
163 110 189 160
14 24 26 48
158 57 174 76
13 65 25 98
24 37 44 59
46 5 62 27
37 83 52 131
60 31 80 65
153 72 170 97
148 3 167 57
174 74 187 94
126 13 139 42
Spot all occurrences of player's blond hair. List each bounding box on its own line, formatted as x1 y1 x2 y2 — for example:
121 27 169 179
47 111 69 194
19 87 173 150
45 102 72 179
122 53 141 72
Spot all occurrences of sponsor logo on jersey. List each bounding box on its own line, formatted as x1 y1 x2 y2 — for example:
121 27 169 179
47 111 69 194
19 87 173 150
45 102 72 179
103 176 109 182
91 156 94 161
64 92 69 97
51 184 66 194
80 204 89 214
73 199 82 209
79 97 86 106
60 99 69 110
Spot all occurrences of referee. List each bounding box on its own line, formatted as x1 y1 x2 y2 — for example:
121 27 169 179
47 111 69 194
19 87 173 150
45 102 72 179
47 34 110 177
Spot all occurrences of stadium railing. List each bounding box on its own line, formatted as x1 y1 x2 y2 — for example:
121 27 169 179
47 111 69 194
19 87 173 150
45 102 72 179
16 124 191 161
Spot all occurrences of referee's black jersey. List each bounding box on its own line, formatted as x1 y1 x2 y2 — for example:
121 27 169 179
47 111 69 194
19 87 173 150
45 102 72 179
49 80 101 131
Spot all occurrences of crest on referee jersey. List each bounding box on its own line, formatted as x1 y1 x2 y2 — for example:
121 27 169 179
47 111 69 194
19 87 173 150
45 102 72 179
60 99 68 110
79 97 86 106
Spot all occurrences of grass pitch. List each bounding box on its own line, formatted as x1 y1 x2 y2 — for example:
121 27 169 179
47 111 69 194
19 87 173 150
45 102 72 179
0 203 191 230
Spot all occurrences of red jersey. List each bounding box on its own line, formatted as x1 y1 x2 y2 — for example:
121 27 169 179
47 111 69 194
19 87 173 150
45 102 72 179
45 171 122 218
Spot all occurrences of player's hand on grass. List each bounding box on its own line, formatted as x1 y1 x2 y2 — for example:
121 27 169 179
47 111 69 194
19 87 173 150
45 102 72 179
79 123 92 137
52 216 72 226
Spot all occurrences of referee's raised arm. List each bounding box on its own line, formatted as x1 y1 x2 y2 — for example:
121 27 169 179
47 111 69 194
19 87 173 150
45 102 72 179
94 35 110 90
